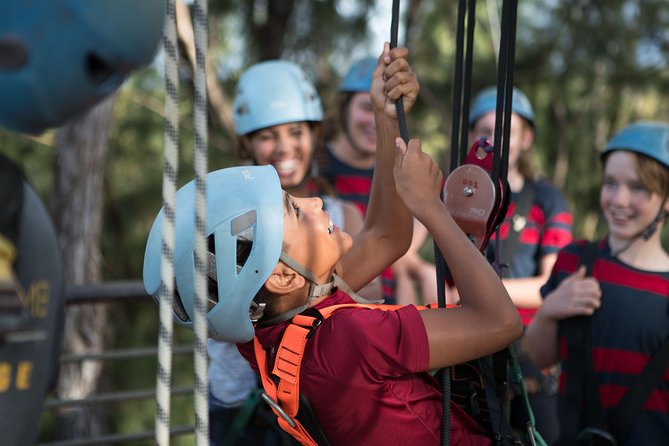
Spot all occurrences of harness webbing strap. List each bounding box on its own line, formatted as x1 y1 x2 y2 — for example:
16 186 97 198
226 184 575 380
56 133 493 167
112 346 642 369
254 333 319 446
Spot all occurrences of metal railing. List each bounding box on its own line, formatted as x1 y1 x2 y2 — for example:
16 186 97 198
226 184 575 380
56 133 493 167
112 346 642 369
38 281 196 446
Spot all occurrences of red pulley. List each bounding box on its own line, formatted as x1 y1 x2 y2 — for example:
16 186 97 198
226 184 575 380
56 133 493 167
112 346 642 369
443 138 510 252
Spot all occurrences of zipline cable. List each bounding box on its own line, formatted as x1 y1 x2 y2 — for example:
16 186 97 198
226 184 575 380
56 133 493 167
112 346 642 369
155 0 179 444
192 0 210 444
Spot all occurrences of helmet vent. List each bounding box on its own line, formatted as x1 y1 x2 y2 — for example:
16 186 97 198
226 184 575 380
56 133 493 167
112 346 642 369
207 235 219 310
86 52 115 85
0 36 28 69
172 280 191 323
231 211 256 272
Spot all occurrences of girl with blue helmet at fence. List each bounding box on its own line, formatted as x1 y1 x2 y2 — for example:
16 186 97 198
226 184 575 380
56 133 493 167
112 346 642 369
206 57 382 446
144 44 521 445
524 121 669 445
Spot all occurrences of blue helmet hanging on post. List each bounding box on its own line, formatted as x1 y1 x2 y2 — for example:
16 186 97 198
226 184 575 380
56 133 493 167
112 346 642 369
143 166 285 343
602 121 669 169
339 56 376 93
469 86 535 128
232 60 323 136
0 0 166 134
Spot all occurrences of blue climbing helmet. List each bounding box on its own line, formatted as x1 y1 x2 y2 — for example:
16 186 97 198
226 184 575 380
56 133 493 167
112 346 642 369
143 165 345 342
339 56 376 93
0 0 166 134
143 166 285 342
469 86 535 128
602 121 669 169
232 61 323 136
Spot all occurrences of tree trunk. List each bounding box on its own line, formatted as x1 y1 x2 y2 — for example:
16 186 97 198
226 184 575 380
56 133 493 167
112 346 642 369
51 95 116 439
176 0 236 141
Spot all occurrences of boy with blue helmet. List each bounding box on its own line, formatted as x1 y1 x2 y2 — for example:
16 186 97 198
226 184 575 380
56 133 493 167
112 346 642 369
468 86 573 445
524 121 669 445
144 45 521 445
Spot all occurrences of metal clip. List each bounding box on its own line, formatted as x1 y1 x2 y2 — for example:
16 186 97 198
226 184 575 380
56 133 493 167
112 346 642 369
260 392 296 428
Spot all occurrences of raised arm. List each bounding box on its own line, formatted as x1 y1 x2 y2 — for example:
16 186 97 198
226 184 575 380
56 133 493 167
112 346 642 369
339 43 419 292
393 138 522 369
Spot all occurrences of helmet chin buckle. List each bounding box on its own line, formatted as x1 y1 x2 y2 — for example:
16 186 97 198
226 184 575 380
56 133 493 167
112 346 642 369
249 301 267 322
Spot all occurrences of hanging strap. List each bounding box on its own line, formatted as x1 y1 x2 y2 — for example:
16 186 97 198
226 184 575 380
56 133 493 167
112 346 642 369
254 313 322 446
500 180 535 276
562 241 613 443
608 335 669 440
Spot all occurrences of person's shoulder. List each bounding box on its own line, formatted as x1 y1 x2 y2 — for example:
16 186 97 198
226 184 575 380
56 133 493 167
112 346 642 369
555 238 607 263
532 178 571 212
533 178 565 198
561 238 591 253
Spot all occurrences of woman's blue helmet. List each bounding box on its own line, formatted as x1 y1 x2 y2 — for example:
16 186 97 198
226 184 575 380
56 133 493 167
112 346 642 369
469 86 535 128
339 56 376 93
0 0 166 134
602 121 669 169
232 61 323 136
143 166 284 342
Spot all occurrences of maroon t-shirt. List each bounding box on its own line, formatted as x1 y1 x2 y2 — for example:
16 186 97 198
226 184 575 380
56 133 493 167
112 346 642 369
238 290 491 445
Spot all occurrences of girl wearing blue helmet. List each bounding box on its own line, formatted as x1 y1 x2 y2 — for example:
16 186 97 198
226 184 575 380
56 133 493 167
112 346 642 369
232 58 377 300
144 44 521 445
524 122 669 445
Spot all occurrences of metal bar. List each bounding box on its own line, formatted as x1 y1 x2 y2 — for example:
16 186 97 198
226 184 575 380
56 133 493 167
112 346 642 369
42 386 194 409
65 281 151 305
37 425 194 446
59 344 194 363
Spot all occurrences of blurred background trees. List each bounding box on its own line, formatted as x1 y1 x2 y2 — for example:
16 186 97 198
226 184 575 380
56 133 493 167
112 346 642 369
2 0 667 441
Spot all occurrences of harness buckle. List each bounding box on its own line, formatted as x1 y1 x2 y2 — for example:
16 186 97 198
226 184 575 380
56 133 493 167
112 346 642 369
293 307 324 339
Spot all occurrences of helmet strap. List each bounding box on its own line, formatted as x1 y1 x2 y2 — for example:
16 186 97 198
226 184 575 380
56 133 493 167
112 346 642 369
611 197 668 257
279 251 335 298
257 252 383 326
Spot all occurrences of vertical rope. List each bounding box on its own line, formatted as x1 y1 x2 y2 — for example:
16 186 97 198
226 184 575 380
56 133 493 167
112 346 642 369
458 0 477 158
440 1 477 444
156 0 179 444
449 0 466 175
389 0 409 144
192 0 209 444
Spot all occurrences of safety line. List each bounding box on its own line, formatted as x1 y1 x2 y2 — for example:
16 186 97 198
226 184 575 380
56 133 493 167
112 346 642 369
156 0 179 444
192 0 210 444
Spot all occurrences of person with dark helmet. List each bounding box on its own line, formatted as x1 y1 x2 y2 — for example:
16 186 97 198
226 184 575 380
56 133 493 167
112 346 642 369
0 1 165 444
0 0 165 135
524 121 669 445
468 86 574 445
144 44 522 446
